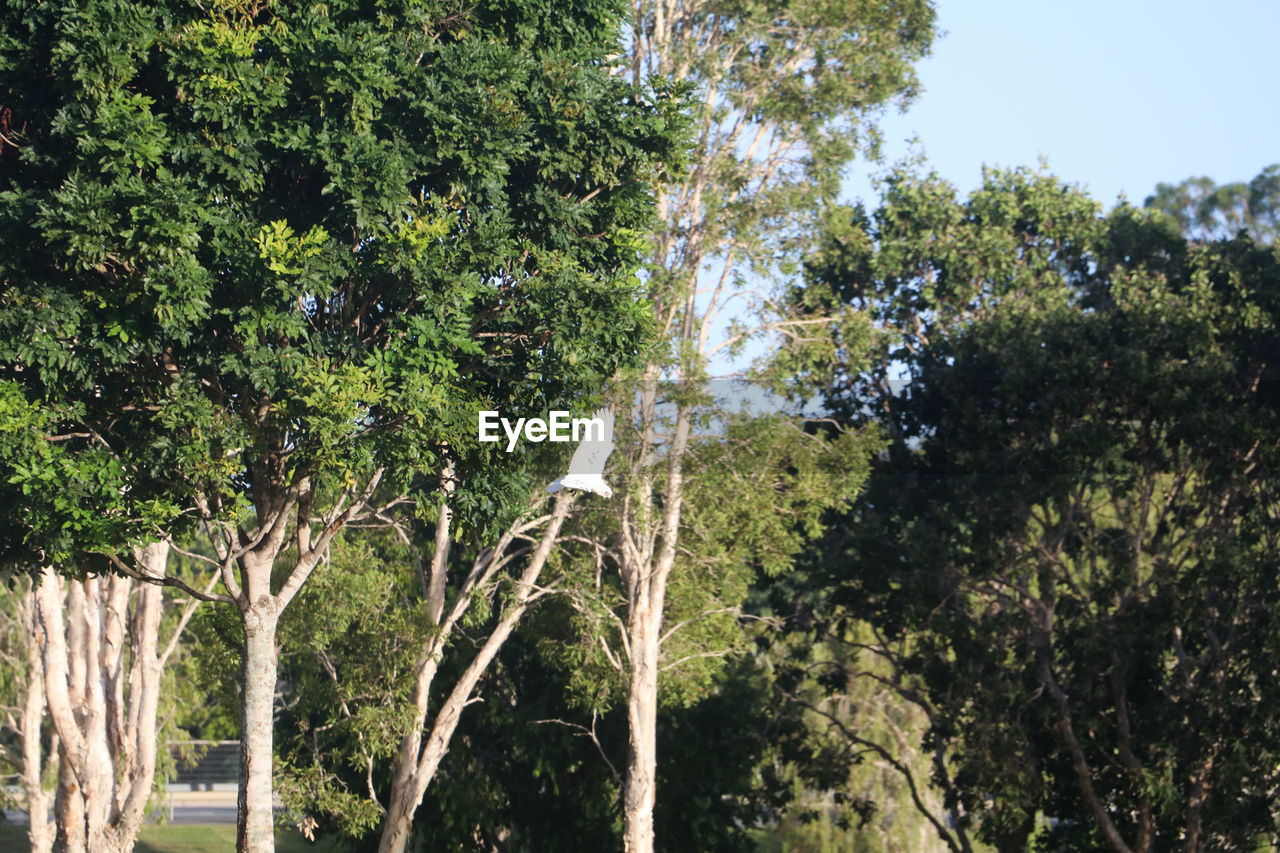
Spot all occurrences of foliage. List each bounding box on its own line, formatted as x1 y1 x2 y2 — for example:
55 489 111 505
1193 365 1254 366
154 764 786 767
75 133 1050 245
406 634 814 852
803 165 1280 850
550 400 879 713
627 0 938 314
1 2 684 849
1145 163 1280 243
0 0 682 561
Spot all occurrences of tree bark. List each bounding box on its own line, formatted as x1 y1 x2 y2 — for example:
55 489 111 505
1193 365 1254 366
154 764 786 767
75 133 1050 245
377 492 574 853
107 543 168 851
620 400 690 853
208 468 383 853
622 600 660 853
31 544 176 853
54 754 87 853
18 582 56 853
237 590 280 853
1183 754 1213 853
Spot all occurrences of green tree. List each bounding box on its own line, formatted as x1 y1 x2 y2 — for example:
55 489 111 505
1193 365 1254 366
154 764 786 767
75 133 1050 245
555 401 880 839
1145 163 1280 243
0 368 212 853
600 2 937 848
247 529 814 852
803 166 1280 851
0 2 679 851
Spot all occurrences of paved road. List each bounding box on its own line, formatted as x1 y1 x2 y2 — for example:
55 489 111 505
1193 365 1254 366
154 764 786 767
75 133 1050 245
165 804 238 824
6 792 240 826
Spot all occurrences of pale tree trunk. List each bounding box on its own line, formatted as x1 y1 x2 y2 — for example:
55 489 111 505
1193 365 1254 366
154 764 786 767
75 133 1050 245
237 578 279 853
54 756 87 853
618 399 691 853
378 492 575 853
32 542 173 853
16 582 56 853
189 469 384 853
621 599 660 853
615 5 747 848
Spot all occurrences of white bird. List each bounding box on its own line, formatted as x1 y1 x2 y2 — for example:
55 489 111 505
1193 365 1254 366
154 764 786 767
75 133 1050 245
547 408 615 498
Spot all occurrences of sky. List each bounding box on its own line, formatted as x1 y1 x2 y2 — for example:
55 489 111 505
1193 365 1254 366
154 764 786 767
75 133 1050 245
842 0 1280 210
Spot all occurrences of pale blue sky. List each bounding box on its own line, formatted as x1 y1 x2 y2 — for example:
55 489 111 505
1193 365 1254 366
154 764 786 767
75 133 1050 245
844 0 1280 208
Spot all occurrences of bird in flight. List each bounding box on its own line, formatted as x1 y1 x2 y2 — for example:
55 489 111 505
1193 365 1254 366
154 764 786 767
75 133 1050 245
547 408 615 498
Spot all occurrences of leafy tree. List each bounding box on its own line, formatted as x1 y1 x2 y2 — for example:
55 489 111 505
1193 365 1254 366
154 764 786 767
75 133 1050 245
0 2 680 851
0 375 216 853
802 166 1280 851
1145 163 1280 243
552 403 880 841
267 560 810 852
596 2 938 848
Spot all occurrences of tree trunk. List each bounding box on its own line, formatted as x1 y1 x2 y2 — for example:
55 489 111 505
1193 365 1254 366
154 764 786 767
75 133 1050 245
237 595 280 853
212 470 383 853
18 583 56 853
377 493 573 853
377 790 416 853
1183 754 1214 853
622 600 661 853
619 400 689 853
105 543 168 852
54 755 87 853
33 544 175 853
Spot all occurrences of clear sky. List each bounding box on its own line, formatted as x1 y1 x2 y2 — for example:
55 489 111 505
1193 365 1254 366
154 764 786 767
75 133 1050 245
843 0 1280 209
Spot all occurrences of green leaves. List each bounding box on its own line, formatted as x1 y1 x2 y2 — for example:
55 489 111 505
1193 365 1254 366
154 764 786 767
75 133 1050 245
811 166 1280 848
254 220 328 277
1 0 685 564
1145 163 1280 243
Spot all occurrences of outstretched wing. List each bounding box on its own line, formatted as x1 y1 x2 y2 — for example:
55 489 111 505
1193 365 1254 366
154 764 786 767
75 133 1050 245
548 408 615 497
566 408 614 477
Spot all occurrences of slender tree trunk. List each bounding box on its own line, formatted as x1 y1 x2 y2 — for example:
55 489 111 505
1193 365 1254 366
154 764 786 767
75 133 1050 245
1183 754 1214 853
377 786 416 853
237 592 279 853
620 401 689 853
54 755 87 853
106 543 168 852
622 600 661 853
209 469 383 853
377 493 574 853
79 579 115 853
18 583 56 853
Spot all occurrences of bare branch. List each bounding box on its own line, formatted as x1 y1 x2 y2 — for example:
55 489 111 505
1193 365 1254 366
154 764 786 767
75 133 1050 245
106 554 236 605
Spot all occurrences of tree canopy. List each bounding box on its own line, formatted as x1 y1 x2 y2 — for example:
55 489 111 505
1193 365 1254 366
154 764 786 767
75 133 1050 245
799 166 1280 851
0 1 684 850
1145 163 1280 243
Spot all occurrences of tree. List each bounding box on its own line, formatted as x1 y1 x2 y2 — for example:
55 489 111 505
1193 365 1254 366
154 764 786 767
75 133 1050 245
598 2 937 849
188 486 584 853
0 2 680 851
1145 163 1280 243
0 378 213 853
803 166 1280 850
553 401 879 841
0 575 56 853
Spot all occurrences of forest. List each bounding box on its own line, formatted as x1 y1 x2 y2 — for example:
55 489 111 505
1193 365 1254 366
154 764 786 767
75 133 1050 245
1 1 1278 852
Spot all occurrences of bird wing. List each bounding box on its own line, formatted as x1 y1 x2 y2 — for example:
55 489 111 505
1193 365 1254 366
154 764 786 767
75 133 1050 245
566 408 614 477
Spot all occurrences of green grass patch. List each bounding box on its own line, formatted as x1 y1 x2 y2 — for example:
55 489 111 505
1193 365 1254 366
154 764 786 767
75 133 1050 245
0 822 346 853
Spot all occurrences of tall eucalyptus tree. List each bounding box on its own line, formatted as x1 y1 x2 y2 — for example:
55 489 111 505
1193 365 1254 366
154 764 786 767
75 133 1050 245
602 3 936 850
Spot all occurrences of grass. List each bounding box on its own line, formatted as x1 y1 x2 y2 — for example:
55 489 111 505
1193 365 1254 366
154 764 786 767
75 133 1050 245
0 823 347 852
